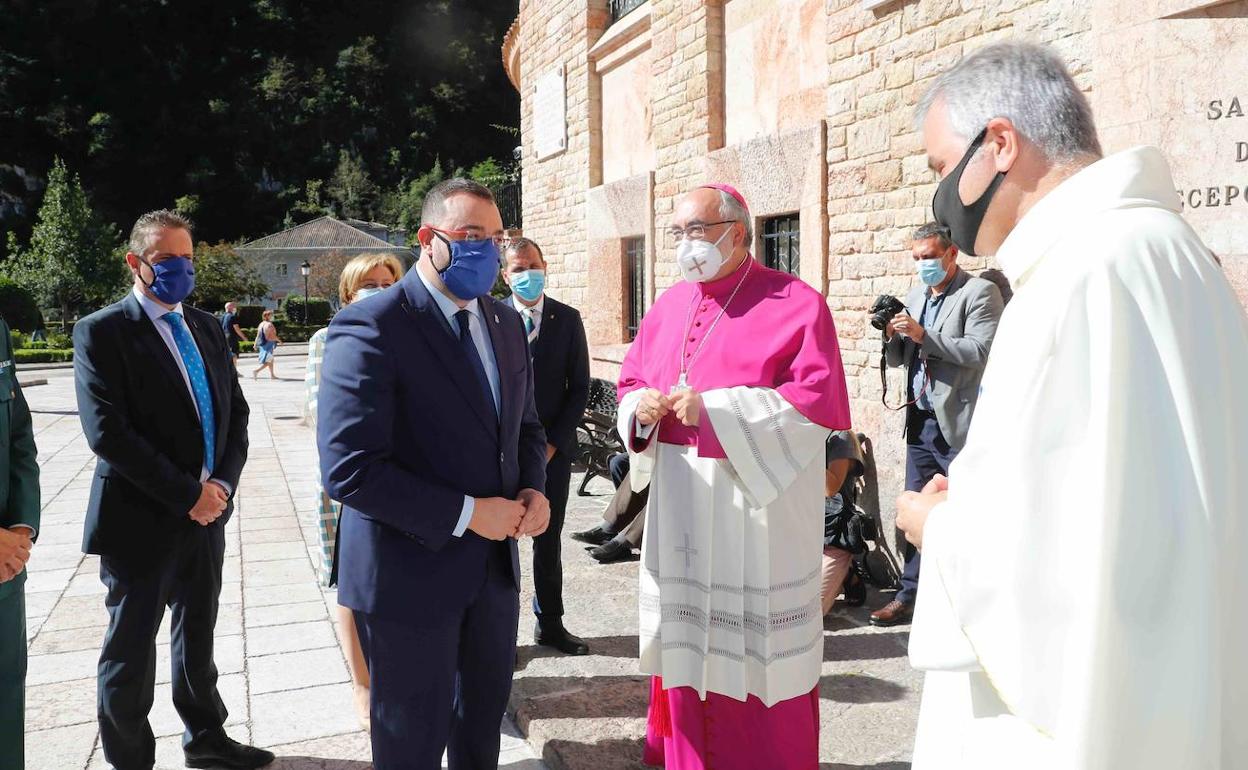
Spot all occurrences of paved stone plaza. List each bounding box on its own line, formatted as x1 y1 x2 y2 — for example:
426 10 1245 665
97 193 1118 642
19 357 918 770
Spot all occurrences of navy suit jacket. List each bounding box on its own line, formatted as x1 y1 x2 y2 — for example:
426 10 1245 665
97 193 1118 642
318 268 547 623
527 296 590 458
74 293 250 558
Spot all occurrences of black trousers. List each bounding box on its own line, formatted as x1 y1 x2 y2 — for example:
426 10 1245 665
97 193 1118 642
897 409 960 605
354 544 519 770
532 452 571 621
98 525 228 770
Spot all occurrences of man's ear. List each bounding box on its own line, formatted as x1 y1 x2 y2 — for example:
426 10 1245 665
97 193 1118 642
416 225 435 250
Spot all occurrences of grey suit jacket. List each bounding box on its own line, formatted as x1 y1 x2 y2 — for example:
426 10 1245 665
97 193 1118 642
885 267 1004 450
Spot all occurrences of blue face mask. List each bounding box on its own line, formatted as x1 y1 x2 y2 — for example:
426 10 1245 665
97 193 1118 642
434 233 501 300
510 269 545 302
916 258 949 287
142 256 196 305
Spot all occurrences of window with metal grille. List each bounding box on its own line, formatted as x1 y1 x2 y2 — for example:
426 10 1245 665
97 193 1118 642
761 214 800 276
610 0 646 23
625 237 645 340
274 262 289 277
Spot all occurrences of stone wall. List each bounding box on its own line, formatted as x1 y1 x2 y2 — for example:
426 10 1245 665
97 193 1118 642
508 0 1248 544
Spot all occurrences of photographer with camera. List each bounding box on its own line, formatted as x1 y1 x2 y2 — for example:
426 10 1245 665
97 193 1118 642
867 222 1003 627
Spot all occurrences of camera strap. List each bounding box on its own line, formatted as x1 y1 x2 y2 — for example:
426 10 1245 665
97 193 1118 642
879 340 931 411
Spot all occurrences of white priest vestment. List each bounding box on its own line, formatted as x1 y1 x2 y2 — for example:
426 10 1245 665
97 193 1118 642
908 147 1248 770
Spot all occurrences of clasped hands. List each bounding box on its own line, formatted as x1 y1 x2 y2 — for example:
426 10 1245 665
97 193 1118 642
468 488 550 541
896 474 948 550
635 387 701 428
189 481 229 526
0 527 33 584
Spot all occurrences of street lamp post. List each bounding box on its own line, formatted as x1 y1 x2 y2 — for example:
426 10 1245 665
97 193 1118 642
300 261 311 325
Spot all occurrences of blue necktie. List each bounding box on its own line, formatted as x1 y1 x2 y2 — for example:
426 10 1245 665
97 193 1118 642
455 309 497 417
162 312 216 474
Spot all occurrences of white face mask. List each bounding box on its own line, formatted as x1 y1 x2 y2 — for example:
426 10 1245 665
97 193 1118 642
676 226 733 283
353 286 386 302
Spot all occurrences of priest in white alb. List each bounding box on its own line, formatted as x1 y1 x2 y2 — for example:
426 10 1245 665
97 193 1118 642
896 41 1248 769
617 184 850 770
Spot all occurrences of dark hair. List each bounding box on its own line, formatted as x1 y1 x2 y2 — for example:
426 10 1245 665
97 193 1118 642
420 178 495 226
504 236 544 261
912 222 953 250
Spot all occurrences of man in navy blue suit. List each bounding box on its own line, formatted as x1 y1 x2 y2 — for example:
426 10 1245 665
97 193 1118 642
502 237 591 655
318 178 550 769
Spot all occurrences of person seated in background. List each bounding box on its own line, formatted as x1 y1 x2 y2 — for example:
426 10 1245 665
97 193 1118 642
570 452 647 564
821 430 867 615
304 252 405 731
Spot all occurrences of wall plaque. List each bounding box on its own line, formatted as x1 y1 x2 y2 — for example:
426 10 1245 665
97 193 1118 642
534 65 568 160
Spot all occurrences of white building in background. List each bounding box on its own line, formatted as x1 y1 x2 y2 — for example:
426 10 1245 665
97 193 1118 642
237 215 413 308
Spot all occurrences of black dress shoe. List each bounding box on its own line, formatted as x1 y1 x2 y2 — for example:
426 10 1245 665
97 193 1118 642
185 734 275 769
534 623 590 655
841 572 866 608
589 538 635 563
570 525 614 546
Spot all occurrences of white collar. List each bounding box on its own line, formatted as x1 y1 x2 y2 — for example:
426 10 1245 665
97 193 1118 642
512 294 544 316
996 147 1178 287
132 286 184 324
417 263 480 325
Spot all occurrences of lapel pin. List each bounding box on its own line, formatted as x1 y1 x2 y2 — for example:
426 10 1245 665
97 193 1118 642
494 314 500 324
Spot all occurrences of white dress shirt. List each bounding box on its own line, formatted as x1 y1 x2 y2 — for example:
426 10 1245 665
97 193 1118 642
511 294 544 340
416 267 505 538
132 287 227 491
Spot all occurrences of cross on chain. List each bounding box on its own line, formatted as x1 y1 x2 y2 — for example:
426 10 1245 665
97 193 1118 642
675 533 699 570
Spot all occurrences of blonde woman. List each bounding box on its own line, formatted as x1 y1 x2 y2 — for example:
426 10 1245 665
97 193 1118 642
304 253 404 731
251 310 281 379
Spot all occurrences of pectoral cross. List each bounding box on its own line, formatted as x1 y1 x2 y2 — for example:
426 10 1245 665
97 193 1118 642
675 533 699 570
670 372 690 395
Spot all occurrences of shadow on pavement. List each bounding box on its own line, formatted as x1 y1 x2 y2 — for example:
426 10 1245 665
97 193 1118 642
516 634 639 670
819 673 908 704
823 631 909 662
267 757 371 769
512 674 649 722
541 737 649 770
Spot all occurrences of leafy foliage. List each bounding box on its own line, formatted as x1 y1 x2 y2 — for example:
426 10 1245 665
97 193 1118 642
0 277 44 332
281 295 333 325
0 0 521 257
2 158 127 322
187 241 270 312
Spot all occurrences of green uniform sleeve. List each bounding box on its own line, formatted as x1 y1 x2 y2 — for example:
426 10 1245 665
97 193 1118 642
2 321 39 536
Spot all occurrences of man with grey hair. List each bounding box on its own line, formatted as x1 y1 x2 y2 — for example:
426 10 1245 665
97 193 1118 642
896 41 1248 768
867 221 1002 628
617 183 850 768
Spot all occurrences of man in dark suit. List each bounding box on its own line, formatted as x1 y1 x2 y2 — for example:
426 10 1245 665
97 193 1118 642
318 179 550 769
869 222 1003 628
0 315 40 769
502 237 591 655
74 210 271 770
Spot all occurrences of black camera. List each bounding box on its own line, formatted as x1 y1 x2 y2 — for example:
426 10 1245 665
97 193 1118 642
869 294 906 331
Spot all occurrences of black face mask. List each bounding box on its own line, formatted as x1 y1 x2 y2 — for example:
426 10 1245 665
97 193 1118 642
931 127 1007 257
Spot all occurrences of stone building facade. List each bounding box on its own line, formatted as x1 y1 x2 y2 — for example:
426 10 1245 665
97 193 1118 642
503 0 1248 529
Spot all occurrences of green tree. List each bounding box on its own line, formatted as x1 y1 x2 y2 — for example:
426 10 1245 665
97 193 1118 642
186 241 269 312
4 158 126 324
326 149 380 221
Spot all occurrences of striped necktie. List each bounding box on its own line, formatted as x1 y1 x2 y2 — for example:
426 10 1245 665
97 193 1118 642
523 307 538 347
161 312 216 474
